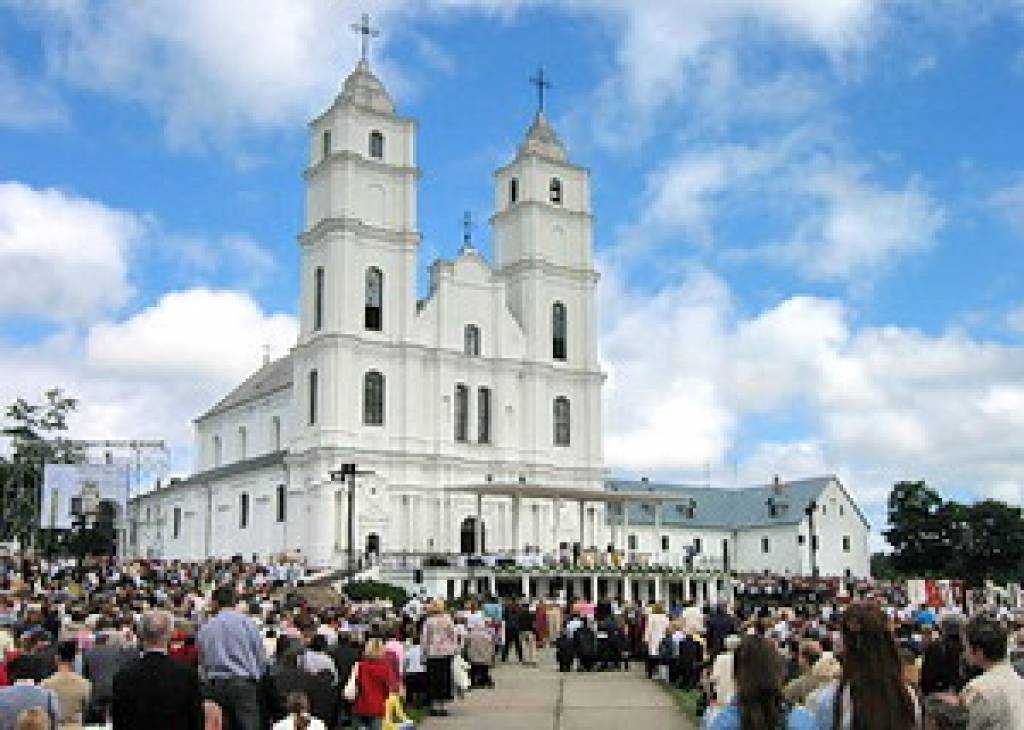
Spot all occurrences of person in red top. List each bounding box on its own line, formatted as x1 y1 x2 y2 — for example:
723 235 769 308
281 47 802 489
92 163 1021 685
352 638 397 730
168 628 199 670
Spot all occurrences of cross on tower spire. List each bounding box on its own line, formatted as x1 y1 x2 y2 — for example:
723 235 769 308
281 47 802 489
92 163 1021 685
350 12 380 65
529 67 552 115
462 211 473 249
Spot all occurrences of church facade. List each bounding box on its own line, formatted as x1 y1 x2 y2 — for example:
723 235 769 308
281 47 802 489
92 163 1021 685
129 56 871 584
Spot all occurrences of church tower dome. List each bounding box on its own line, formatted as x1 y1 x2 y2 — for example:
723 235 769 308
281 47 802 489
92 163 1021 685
519 111 567 162
340 60 395 115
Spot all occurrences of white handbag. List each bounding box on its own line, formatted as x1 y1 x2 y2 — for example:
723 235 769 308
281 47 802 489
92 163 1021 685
344 662 360 701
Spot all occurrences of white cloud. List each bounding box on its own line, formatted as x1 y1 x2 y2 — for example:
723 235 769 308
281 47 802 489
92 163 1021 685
569 0 882 149
1008 305 1024 333
87 288 296 381
775 164 946 281
989 176 1024 233
600 264 1024 513
0 289 297 470
0 52 68 130
12 0 409 148
0 181 140 322
626 138 945 283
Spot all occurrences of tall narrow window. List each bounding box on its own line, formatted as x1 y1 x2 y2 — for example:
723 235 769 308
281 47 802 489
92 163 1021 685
173 507 181 539
464 324 480 356
363 370 385 426
842 535 851 552
308 370 318 426
694 538 702 554
552 302 567 361
212 436 222 468
369 130 384 159
313 266 324 331
271 416 281 451
240 493 249 529
761 537 770 554
454 384 469 443
553 396 570 446
549 177 562 204
365 267 383 331
276 485 287 523
477 387 491 444
509 178 518 204
322 129 331 160
238 426 247 460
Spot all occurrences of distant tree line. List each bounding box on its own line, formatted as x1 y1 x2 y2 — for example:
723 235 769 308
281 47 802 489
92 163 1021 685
879 480 1024 585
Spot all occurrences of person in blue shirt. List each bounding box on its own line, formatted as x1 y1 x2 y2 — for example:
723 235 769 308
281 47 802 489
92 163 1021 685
703 635 815 730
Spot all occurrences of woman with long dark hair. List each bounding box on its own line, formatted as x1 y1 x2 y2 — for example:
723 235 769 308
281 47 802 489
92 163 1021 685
703 635 815 729
813 602 921 729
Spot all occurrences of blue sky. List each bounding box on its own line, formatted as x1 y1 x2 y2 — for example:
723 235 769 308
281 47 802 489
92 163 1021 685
1 1 1023 533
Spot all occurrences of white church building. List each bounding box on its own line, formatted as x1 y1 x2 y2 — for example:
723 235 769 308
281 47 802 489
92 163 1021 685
130 49 870 600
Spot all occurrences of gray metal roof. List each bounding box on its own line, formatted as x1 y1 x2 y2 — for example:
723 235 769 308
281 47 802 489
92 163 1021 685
605 476 843 530
196 354 293 422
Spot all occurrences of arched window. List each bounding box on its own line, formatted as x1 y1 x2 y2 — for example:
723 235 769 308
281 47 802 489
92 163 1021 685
369 130 384 160
549 177 562 204
365 267 383 331
212 436 223 468
553 396 570 446
477 387 491 444
363 370 385 426
313 266 324 331
464 324 480 356
321 129 331 161
308 370 318 426
509 178 519 205
454 384 469 442
552 301 567 361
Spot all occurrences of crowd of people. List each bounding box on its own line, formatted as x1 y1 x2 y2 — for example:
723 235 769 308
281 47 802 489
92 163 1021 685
0 555 1023 729
601 597 1024 729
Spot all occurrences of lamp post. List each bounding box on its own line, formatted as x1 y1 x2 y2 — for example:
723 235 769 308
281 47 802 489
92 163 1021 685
329 464 375 573
804 499 818 578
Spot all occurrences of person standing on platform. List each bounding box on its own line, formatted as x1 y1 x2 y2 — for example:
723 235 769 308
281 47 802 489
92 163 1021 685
198 585 267 730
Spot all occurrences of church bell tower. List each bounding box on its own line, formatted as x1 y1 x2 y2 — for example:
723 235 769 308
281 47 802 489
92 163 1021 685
293 15 420 445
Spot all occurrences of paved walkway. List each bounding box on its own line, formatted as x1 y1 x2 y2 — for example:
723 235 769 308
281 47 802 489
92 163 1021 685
420 651 692 730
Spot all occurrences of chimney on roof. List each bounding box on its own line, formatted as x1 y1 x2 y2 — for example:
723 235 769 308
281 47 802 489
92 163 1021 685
773 474 785 495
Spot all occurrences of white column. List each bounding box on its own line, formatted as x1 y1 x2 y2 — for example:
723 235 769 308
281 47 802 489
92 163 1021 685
406 494 415 552
578 500 586 553
591 573 599 601
654 501 662 565
475 493 484 555
513 495 522 559
708 578 718 606
552 498 561 555
654 574 662 604
439 492 449 553
521 573 530 599
623 574 631 603
488 573 497 596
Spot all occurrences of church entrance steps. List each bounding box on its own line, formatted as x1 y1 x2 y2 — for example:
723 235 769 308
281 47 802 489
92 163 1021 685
419 649 691 730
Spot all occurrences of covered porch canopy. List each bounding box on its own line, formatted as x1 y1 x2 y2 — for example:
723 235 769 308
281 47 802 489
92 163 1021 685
443 482 685 557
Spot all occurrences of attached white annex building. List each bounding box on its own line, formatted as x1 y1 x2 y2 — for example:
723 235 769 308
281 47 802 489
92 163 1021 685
130 54 870 595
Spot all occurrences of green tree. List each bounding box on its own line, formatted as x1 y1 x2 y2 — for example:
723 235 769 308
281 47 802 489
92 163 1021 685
950 500 1024 585
884 480 950 577
0 388 83 545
